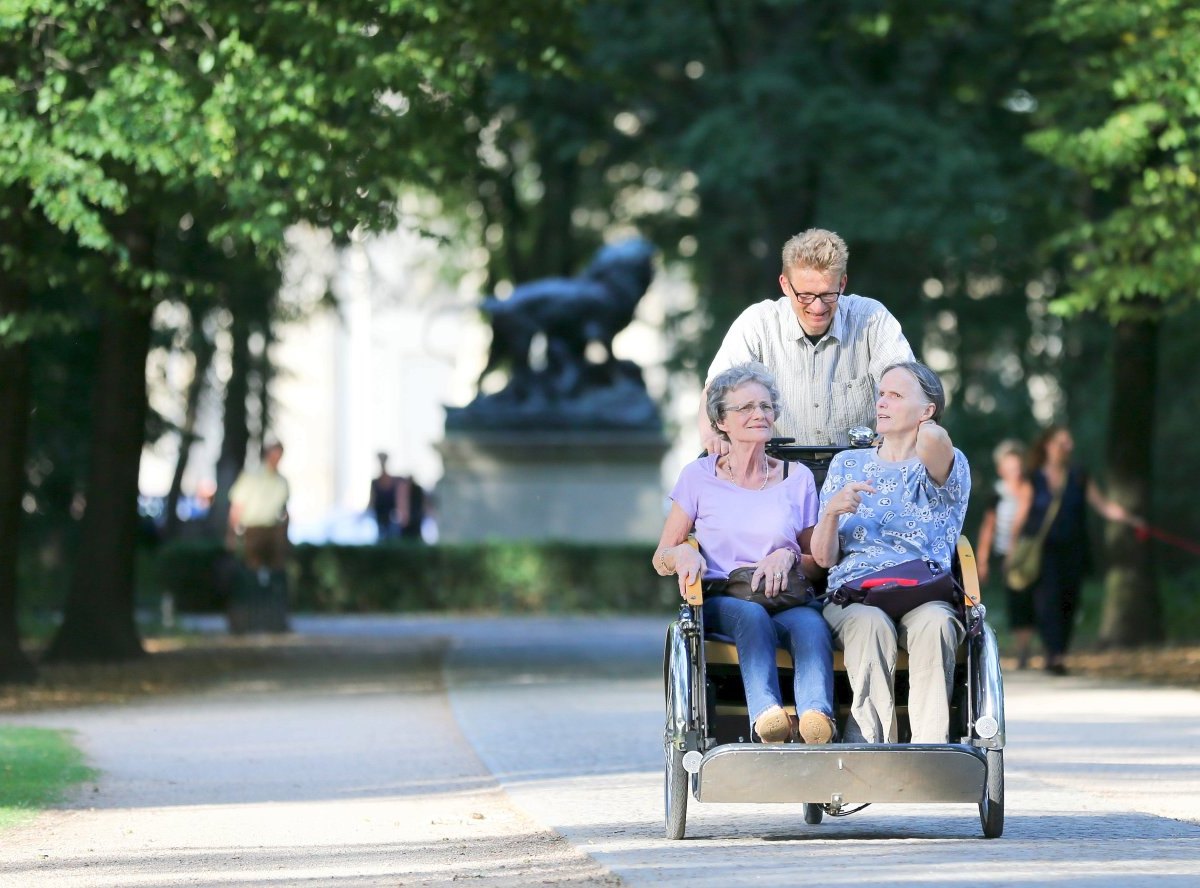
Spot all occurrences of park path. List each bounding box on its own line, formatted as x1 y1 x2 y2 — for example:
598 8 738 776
0 628 620 888
3 615 1200 887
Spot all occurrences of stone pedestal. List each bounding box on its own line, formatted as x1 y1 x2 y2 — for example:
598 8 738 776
435 430 670 543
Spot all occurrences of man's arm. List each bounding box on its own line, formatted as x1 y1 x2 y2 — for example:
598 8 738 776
698 305 763 454
226 487 244 550
697 384 728 457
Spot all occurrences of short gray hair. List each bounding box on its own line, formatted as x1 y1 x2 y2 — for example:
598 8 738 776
781 228 849 278
880 361 945 422
705 361 782 441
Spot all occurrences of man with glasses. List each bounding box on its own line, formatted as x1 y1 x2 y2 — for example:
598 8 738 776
699 228 913 455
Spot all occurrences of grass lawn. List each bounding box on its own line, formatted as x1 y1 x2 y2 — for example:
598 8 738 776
0 726 94 829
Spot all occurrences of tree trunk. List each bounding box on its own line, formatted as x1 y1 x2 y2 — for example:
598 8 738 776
210 311 252 536
1097 318 1162 647
46 219 157 662
0 284 38 683
164 312 215 540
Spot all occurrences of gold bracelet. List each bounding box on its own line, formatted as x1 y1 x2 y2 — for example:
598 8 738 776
658 547 671 574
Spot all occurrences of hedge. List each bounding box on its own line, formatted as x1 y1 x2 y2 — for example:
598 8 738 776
151 539 679 614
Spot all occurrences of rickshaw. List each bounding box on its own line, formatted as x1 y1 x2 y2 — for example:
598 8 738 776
662 440 1005 839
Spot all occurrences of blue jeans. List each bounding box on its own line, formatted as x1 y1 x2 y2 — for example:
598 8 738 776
703 596 834 732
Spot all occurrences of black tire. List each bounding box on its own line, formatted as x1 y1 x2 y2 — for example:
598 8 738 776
802 803 824 825
979 748 1004 838
664 741 688 839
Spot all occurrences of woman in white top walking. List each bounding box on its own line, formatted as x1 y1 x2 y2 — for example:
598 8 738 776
976 439 1032 668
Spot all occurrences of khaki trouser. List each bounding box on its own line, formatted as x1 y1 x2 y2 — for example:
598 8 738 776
242 524 289 572
823 599 965 743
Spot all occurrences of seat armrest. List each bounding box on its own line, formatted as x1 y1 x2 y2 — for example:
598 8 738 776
956 535 982 606
683 537 704 606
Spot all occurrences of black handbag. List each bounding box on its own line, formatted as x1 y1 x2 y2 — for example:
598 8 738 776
830 558 962 623
704 564 816 614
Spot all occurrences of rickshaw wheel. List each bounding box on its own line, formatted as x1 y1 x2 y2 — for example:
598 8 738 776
664 741 688 839
802 803 824 825
979 748 1004 838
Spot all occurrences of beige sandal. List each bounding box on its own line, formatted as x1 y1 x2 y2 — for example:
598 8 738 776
798 709 836 744
753 705 792 743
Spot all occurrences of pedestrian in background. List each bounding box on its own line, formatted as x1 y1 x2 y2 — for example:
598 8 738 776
976 439 1034 668
226 439 291 632
1008 425 1134 675
228 440 290 580
368 452 406 541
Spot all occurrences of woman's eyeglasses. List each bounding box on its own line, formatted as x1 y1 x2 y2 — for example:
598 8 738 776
725 401 776 416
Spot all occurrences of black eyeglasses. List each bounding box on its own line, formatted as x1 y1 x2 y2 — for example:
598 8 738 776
786 281 842 305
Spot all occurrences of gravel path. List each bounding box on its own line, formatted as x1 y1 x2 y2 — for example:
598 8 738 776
0 632 621 888
4 614 1200 888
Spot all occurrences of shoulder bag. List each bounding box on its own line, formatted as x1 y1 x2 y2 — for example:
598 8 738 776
1005 482 1064 592
704 564 815 614
830 558 962 623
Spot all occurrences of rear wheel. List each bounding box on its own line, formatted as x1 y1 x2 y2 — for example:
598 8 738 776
802 803 824 825
979 748 1004 838
664 741 688 839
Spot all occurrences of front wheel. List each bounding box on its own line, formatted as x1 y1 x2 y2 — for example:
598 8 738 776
979 748 1004 838
664 741 688 839
802 803 824 825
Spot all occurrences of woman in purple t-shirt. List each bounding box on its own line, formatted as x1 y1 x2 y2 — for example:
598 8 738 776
653 362 835 744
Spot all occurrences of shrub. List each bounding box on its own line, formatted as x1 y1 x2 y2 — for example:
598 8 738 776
149 540 676 614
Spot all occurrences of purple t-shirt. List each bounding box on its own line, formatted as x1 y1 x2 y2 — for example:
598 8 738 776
669 454 820 580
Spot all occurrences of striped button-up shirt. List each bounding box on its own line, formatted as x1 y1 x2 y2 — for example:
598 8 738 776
707 294 914 446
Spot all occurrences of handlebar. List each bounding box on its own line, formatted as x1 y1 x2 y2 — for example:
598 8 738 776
763 436 875 489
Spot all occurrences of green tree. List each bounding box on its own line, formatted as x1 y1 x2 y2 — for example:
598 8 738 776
0 0 578 668
1024 0 1200 646
446 0 1068 465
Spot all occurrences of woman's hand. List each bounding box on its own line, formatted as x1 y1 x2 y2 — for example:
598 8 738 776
827 481 876 516
811 481 873 568
916 417 949 447
751 549 797 598
672 545 707 598
915 419 954 485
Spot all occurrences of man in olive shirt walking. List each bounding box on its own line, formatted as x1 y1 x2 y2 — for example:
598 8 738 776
227 440 290 631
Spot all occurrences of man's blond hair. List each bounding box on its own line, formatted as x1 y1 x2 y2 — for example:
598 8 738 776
781 228 849 278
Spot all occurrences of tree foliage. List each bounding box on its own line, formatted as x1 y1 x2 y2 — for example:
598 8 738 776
1023 0 1200 645
1026 0 1200 321
439 0 1075 461
5 0 1198 664
0 0 581 666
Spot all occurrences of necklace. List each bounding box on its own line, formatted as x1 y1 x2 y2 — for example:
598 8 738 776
723 453 770 490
